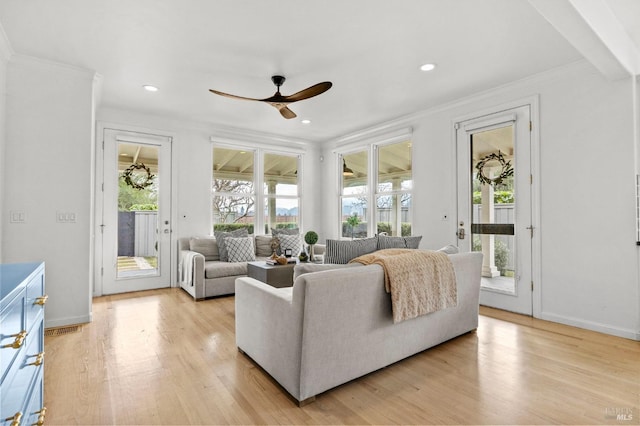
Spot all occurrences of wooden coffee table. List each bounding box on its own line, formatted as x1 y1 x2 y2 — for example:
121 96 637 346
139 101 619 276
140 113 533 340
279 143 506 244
247 261 296 288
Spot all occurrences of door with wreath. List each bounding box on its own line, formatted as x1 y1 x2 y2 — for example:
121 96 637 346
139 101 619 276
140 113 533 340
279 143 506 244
96 128 173 295
455 105 533 315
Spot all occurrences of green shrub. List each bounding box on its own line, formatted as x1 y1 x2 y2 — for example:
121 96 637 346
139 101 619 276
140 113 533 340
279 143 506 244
376 222 412 236
473 190 514 204
129 203 157 211
264 222 298 233
214 223 254 234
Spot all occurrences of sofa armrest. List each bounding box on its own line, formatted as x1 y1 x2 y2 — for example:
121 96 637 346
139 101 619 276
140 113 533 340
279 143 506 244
235 277 304 399
179 249 205 298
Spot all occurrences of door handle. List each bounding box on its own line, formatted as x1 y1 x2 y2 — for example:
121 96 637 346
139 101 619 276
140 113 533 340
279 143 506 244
457 228 465 239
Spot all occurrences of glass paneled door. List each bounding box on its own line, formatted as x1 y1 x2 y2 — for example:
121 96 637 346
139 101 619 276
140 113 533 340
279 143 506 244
99 129 172 295
456 106 533 315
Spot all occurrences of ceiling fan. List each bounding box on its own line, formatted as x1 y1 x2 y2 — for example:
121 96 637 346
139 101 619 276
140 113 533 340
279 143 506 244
209 75 332 119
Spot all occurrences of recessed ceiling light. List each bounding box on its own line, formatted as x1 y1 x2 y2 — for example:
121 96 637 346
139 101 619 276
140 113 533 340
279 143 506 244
419 63 436 72
301 119 311 124
143 85 159 92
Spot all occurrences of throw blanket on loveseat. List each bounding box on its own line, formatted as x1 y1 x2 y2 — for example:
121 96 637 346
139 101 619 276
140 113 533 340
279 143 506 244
350 249 457 323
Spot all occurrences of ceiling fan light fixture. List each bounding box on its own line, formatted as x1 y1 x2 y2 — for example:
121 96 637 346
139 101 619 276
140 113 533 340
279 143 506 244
301 119 311 124
143 85 159 92
343 159 354 177
419 63 436 72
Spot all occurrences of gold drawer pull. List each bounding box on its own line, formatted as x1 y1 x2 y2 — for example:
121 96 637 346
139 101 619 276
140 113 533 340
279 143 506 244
31 407 46 426
5 412 22 426
28 352 45 367
2 330 27 349
34 295 48 306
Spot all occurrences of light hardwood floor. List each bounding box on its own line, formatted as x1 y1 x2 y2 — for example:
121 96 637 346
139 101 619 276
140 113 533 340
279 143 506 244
44 288 639 425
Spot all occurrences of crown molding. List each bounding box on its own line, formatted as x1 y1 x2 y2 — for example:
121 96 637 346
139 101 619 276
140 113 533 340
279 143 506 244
11 53 96 79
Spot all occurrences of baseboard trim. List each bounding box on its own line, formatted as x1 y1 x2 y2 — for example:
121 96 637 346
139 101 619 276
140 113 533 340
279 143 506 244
45 314 91 329
539 311 639 341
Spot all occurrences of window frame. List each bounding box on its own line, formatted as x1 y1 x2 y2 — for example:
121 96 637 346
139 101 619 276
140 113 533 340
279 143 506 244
212 142 303 235
336 129 413 238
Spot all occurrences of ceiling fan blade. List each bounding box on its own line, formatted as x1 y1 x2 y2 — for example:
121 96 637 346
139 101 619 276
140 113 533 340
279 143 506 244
209 89 262 102
276 105 297 119
284 81 332 102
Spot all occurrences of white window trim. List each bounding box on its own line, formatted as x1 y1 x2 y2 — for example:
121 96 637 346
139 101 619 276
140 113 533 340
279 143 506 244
212 141 303 235
335 128 413 238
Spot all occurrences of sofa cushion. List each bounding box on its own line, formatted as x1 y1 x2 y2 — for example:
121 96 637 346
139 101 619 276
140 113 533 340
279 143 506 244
324 237 378 264
226 236 256 262
377 235 423 250
278 233 302 257
204 260 248 279
255 235 274 257
214 228 249 262
189 237 219 261
293 262 364 280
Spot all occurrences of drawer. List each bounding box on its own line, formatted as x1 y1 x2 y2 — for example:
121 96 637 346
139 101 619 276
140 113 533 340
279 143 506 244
26 272 46 330
0 289 26 382
24 370 45 426
0 321 44 421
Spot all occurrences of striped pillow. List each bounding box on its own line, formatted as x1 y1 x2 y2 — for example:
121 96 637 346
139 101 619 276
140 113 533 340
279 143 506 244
377 235 422 250
324 237 378 264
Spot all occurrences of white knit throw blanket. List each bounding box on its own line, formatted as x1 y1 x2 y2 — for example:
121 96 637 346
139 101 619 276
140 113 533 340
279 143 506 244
351 249 457 323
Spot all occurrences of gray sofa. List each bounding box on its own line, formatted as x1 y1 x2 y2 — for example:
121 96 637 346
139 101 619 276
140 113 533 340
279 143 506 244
178 236 325 300
235 251 483 405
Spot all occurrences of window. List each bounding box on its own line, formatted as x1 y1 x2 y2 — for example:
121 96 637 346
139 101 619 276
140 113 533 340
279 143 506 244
376 141 412 236
212 146 301 235
338 136 413 238
212 147 256 233
263 152 299 232
340 150 368 238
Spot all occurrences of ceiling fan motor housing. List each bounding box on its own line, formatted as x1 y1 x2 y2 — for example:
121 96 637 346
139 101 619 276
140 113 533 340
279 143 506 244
271 75 286 88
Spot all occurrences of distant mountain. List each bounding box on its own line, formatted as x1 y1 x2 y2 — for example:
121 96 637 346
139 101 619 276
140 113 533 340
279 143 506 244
276 207 298 216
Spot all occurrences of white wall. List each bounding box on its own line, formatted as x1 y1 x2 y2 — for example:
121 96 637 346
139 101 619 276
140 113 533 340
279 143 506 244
323 60 639 340
3 55 95 327
0 30 11 262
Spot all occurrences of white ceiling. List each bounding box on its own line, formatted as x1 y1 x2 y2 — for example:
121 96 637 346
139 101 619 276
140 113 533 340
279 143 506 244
0 0 637 143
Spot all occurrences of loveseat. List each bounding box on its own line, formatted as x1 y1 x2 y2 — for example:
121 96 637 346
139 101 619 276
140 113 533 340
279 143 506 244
178 235 325 300
235 251 483 405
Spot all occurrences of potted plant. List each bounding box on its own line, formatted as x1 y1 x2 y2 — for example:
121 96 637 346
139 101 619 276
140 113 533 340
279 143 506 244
304 230 319 261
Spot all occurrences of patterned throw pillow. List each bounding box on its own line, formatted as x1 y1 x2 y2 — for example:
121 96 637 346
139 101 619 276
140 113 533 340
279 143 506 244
324 237 378 264
225 237 256 262
214 228 249 262
272 227 299 236
271 228 299 255
278 234 301 256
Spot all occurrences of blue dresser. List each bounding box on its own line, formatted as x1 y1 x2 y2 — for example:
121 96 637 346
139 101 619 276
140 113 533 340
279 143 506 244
1 263 46 426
